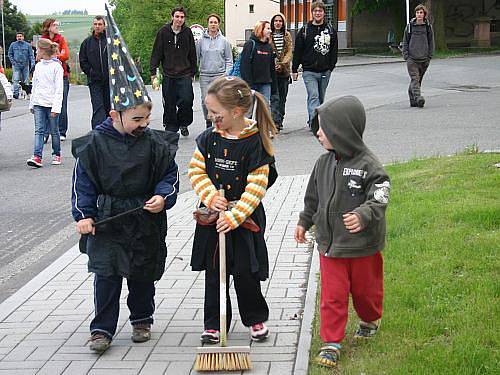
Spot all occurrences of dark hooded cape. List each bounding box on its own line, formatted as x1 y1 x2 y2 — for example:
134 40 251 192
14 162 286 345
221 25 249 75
72 127 178 281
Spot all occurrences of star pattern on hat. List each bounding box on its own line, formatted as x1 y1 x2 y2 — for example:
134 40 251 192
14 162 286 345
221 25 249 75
105 3 151 111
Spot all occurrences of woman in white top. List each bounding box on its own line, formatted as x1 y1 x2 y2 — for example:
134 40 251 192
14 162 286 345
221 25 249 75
27 38 64 168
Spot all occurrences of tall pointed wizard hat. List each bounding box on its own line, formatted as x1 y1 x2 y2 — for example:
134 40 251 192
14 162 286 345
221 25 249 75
105 3 150 111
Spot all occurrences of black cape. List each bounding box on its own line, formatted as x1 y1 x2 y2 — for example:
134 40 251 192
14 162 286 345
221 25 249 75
72 126 178 281
191 128 277 281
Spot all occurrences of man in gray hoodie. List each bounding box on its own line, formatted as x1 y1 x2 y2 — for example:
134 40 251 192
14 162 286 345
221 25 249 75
196 13 233 128
402 4 434 108
295 96 390 368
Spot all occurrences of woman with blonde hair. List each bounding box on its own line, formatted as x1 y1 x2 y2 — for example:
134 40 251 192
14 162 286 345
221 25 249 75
188 76 277 344
240 21 276 105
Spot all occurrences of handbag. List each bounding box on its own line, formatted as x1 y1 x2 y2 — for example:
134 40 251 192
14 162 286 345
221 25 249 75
0 83 11 112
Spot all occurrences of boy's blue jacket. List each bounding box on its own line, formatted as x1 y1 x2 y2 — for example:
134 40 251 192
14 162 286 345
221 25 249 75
71 117 179 281
298 96 390 258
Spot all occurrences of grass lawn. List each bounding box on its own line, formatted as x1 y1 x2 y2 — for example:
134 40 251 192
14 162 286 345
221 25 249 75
308 153 499 374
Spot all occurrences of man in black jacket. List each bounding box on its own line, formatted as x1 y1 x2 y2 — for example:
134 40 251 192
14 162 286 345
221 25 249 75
292 1 338 133
150 6 197 137
79 16 111 129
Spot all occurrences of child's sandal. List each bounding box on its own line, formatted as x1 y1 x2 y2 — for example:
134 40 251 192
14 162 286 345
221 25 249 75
315 345 340 368
354 320 380 338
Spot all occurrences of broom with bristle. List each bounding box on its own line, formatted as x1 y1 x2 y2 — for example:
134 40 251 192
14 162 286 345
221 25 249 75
194 189 252 372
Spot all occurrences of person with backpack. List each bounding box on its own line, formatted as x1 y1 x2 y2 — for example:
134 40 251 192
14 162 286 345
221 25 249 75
292 0 338 133
402 4 434 108
0 70 13 132
240 21 277 105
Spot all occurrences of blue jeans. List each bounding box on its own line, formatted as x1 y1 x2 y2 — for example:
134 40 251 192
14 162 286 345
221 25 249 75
59 76 70 136
33 105 60 158
302 70 331 125
251 83 271 106
12 65 30 97
90 274 156 339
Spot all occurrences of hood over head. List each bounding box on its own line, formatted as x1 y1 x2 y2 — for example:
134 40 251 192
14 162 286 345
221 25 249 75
271 12 287 32
312 96 366 158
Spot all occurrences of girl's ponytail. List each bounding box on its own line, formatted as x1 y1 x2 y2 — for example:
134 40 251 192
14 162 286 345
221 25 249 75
253 92 277 156
37 38 59 58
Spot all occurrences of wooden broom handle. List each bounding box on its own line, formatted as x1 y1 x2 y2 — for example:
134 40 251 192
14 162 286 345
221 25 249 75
219 188 227 347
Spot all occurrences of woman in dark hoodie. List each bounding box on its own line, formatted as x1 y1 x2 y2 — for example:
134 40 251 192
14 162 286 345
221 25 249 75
270 13 293 131
240 21 276 105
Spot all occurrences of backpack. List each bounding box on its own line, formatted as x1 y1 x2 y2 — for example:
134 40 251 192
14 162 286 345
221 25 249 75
405 21 432 46
228 39 256 77
0 83 11 112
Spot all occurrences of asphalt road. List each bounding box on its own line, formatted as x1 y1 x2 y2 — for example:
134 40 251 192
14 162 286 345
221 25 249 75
0 55 498 302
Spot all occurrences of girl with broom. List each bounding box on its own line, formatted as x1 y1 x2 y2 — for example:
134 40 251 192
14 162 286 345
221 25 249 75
188 76 277 345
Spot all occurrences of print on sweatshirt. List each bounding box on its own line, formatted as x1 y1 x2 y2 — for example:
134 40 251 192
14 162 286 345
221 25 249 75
314 30 331 56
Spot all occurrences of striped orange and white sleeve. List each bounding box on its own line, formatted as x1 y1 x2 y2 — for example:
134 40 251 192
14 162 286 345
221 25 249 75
188 147 218 208
225 164 269 229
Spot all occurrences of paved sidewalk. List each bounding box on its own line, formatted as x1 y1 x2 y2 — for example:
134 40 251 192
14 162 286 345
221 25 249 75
0 176 317 375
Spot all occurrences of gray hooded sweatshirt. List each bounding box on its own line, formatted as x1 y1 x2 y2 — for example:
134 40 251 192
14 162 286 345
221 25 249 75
402 18 434 62
196 29 233 77
298 96 391 258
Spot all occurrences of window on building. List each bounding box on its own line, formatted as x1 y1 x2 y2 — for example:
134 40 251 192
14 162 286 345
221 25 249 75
249 4 254 13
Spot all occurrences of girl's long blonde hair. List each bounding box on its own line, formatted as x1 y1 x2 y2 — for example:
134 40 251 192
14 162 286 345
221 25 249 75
37 38 59 58
207 76 277 155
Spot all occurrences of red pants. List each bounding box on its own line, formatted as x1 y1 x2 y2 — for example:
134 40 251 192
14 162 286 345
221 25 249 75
319 252 384 343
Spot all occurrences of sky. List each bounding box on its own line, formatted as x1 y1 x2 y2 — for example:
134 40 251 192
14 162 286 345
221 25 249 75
12 0 106 15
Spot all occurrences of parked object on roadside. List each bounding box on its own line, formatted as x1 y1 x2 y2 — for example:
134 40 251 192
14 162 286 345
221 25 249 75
0 71 13 132
71 5 180 354
27 38 64 168
402 4 434 108
295 96 390 368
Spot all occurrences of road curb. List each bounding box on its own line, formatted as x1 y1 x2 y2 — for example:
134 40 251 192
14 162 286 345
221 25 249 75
0 244 81 322
293 244 319 375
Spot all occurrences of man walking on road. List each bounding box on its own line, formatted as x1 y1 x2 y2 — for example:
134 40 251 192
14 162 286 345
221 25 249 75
8 32 35 99
79 16 111 128
402 4 434 108
150 6 197 137
292 0 338 133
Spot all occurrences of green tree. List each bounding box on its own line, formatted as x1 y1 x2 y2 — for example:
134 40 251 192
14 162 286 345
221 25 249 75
2 0 32 49
109 0 223 82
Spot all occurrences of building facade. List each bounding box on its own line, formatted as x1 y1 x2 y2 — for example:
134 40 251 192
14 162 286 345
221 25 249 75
224 0 280 46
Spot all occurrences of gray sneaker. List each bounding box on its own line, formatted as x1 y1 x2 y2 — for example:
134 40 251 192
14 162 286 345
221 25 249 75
132 323 151 343
89 332 111 352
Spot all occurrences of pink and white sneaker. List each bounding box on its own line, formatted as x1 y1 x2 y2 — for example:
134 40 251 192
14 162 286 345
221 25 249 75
27 155 43 168
250 322 269 342
51 155 62 165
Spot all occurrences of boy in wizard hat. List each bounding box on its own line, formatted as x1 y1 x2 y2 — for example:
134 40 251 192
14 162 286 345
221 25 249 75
71 4 179 353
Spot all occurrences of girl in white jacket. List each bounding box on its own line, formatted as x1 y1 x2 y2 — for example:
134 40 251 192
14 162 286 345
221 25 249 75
27 38 63 168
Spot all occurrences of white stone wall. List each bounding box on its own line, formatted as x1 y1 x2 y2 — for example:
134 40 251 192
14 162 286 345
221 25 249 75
225 0 280 46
